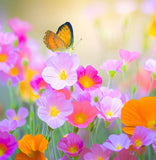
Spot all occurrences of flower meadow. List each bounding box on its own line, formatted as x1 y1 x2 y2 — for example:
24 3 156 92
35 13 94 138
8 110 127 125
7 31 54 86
0 8 156 160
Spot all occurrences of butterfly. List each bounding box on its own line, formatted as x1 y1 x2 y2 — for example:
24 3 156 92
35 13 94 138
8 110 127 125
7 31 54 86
43 22 74 52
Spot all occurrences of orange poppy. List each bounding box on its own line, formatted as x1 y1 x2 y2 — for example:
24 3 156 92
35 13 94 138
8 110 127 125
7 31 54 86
121 97 156 135
15 134 48 160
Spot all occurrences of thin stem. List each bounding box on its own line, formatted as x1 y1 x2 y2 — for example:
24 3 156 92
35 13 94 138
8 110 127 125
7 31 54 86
148 77 153 96
46 148 51 160
107 76 112 88
51 130 56 160
8 80 15 109
93 119 101 143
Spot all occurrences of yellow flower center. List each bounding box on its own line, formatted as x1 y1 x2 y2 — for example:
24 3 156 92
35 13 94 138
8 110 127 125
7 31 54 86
9 67 19 76
0 144 7 156
106 110 113 117
13 116 19 121
98 157 104 160
59 70 67 80
0 54 7 62
68 146 78 153
79 76 95 89
116 144 122 150
74 113 86 124
148 121 156 130
135 139 142 148
50 106 60 117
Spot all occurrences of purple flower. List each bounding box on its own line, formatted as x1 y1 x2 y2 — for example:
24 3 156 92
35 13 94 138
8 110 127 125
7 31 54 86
141 0 156 14
130 126 156 149
0 119 17 132
100 59 123 72
119 49 140 63
37 88 73 129
84 144 111 160
6 107 28 127
143 58 156 72
152 138 156 153
58 155 68 160
42 53 79 90
58 133 83 157
103 133 130 152
0 131 18 160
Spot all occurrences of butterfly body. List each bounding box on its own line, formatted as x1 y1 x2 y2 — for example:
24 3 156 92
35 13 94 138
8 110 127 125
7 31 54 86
44 22 74 52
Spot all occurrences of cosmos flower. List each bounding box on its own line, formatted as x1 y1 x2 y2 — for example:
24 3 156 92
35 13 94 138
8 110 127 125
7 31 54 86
77 65 102 90
141 0 156 14
0 45 18 73
152 138 156 153
42 52 79 90
0 119 17 132
121 97 156 135
103 133 130 152
143 58 156 72
15 134 48 160
0 131 18 160
37 88 73 129
83 144 111 160
6 107 28 127
58 155 68 160
98 96 123 123
67 101 98 128
58 133 83 157
130 126 156 149
119 49 140 64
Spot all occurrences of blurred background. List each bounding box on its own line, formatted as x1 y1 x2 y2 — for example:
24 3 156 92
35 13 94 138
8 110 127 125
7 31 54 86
0 0 156 111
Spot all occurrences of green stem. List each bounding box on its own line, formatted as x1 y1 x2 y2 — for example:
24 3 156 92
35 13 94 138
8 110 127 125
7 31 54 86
116 119 122 134
8 80 15 109
93 119 101 143
147 146 151 160
46 148 51 160
51 130 56 160
29 101 34 135
148 77 153 96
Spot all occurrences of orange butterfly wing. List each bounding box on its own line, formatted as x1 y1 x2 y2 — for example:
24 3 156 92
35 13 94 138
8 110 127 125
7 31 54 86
43 30 66 52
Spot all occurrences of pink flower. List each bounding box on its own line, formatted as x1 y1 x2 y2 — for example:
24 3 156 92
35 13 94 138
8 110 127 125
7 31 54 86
59 155 68 160
0 131 17 160
141 0 156 14
83 144 111 160
0 46 18 73
103 133 130 152
67 101 98 128
130 126 156 149
113 149 137 160
0 119 17 132
100 59 123 72
77 65 102 90
119 49 140 63
58 133 83 157
143 58 156 72
98 96 123 122
42 53 79 90
37 88 73 129
6 107 28 127
152 138 156 153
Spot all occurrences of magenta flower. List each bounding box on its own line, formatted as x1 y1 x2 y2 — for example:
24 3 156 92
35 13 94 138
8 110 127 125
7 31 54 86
0 46 18 73
0 131 17 160
119 49 140 63
6 107 28 127
37 88 73 129
83 144 111 160
42 53 79 90
58 133 83 157
0 32 17 46
68 101 98 128
58 155 68 160
143 58 156 72
113 149 137 160
152 138 156 153
100 59 123 72
0 119 17 132
0 20 2 31
130 126 156 149
98 96 123 122
77 65 102 90
103 133 130 152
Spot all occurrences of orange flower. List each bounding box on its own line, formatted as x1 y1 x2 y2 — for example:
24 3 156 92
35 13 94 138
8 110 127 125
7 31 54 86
15 134 48 160
121 97 156 135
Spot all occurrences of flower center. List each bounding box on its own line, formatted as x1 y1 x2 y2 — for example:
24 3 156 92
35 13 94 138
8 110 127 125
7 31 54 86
59 70 67 80
135 139 142 148
68 146 78 153
79 76 95 89
98 157 103 160
50 106 60 117
9 67 19 76
74 113 86 124
106 110 113 117
0 54 7 62
13 116 19 121
147 121 156 130
94 96 99 103
0 144 7 156
116 144 122 150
